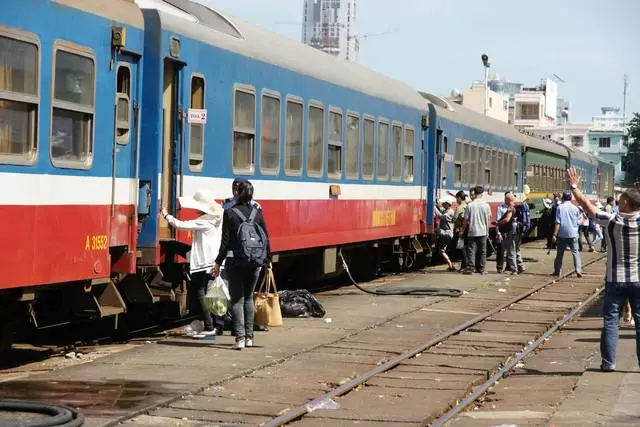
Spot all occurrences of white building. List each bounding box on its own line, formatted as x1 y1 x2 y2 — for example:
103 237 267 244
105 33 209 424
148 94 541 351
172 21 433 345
302 0 357 61
450 82 509 123
513 78 559 128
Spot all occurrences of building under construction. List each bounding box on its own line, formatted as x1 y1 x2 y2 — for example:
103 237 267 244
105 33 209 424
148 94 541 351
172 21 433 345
302 0 358 61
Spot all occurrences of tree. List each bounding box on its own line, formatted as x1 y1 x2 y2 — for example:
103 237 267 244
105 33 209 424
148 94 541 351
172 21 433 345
624 113 640 185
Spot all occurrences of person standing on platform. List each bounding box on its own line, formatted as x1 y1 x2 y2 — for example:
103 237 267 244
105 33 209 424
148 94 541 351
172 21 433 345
461 186 491 275
551 191 582 278
566 168 640 371
453 191 468 271
434 195 456 271
495 192 517 274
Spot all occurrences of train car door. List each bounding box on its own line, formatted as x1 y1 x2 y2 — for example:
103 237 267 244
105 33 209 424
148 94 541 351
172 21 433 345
159 59 183 240
110 55 141 256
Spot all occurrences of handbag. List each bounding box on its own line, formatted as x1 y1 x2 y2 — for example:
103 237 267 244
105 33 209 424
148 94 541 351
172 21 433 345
253 268 283 327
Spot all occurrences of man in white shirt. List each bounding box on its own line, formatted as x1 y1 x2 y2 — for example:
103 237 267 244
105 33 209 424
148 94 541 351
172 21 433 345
461 186 492 275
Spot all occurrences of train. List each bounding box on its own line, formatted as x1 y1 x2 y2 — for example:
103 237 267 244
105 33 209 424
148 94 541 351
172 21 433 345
0 0 615 351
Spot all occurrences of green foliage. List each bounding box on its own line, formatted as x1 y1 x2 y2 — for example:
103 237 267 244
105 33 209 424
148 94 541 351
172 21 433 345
625 113 640 185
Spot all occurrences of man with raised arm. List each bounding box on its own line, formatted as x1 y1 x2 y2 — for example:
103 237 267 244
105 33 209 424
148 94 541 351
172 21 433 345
566 168 640 372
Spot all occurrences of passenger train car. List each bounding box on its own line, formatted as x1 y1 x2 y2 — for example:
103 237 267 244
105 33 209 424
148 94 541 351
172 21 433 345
0 0 616 351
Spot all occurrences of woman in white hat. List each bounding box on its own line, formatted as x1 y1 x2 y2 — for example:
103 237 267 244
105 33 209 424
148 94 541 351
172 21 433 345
161 189 224 337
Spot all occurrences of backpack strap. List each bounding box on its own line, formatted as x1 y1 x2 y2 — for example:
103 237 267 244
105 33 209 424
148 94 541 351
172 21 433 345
248 207 258 222
231 207 248 222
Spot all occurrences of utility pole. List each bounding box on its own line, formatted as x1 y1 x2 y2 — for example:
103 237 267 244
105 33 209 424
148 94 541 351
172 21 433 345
623 74 629 126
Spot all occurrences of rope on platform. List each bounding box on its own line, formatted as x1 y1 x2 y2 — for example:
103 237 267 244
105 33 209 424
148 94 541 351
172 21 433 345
338 252 464 297
0 399 84 427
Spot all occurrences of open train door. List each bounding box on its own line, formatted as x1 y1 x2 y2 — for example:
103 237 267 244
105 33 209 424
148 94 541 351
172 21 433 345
110 53 141 273
159 58 185 241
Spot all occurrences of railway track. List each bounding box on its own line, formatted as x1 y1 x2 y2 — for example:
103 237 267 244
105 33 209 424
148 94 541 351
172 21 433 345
114 254 606 427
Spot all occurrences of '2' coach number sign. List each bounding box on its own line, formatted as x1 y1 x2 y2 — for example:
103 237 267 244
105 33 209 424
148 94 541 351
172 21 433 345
188 109 207 124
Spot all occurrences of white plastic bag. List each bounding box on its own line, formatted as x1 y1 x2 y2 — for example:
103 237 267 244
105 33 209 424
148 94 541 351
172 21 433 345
203 276 231 316
456 237 465 250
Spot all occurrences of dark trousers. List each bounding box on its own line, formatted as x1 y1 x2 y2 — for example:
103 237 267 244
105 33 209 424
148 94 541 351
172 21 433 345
190 271 224 332
227 264 261 341
466 236 487 273
578 225 592 251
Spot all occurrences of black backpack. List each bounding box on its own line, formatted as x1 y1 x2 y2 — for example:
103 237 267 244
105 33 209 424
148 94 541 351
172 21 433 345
231 207 268 266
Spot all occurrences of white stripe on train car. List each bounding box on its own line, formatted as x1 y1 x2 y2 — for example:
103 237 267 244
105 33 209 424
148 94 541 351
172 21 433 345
0 173 137 206
182 175 426 201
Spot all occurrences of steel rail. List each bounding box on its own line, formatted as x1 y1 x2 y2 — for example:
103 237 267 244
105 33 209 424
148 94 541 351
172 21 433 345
262 255 605 427
428 279 604 426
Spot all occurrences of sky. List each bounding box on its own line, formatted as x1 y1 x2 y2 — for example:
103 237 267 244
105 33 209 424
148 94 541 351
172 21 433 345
203 0 639 122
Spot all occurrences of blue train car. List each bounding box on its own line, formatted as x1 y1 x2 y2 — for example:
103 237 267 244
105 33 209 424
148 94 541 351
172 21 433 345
135 0 431 281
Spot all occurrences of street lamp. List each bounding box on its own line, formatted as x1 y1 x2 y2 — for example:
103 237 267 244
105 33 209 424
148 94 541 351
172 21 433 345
481 54 491 116
561 107 569 145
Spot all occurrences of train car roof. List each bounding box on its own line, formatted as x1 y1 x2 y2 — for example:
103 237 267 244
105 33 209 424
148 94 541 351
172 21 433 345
569 147 596 165
54 0 144 29
424 93 568 157
136 0 427 111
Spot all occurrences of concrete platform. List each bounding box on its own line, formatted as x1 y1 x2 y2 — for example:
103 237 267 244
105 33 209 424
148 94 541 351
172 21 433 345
0 243 602 426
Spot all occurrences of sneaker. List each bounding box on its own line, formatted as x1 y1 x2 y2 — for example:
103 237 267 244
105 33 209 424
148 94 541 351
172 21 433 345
245 338 253 348
233 339 245 350
600 363 615 372
576 272 583 278
194 329 217 339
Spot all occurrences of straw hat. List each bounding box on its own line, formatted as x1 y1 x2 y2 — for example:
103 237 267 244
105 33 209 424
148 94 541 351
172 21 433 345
178 189 222 218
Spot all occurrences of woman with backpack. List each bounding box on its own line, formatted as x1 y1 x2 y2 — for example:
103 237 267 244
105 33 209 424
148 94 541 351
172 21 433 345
212 180 271 350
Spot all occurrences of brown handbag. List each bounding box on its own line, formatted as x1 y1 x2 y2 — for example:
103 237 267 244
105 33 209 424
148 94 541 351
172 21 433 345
253 268 283 327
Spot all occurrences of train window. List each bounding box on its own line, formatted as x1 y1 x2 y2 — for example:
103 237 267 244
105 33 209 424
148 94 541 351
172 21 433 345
469 144 477 186
363 117 375 180
115 65 131 146
391 124 402 181
232 88 256 173
454 140 463 187
491 150 499 189
377 121 389 180
285 98 303 175
513 155 519 190
0 33 39 164
260 93 280 174
51 46 95 168
328 110 342 177
346 113 360 179
188 75 205 170
502 153 509 189
307 103 324 177
403 127 414 183
443 136 448 154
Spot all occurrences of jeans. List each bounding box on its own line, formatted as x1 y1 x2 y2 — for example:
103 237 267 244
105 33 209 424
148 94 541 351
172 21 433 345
600 282 640 369
578 226 592 251
227 263 261 341
466 236 487 273
190 271 224 331
553 237 582 275
496 230 523 272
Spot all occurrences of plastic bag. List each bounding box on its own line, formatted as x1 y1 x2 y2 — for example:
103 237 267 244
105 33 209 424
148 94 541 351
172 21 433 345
278 289 326 318
456 237 465 250
203 276 231 316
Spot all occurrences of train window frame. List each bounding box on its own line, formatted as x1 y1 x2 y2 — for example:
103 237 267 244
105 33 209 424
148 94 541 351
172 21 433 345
461 140 470 188
232 84 256 174
0 27 40 166
362 114 375 181
403 125 415 183
187 72 206 172
376 118 390 181
468 142 478 187
328 106 343 179
491 149 500 190
115 63 132 146
454 138 463 188
50 40 96 170
391 121 403 182
284 95 304 177
345 111 360 180
513 154 519 190
259 89 281 176
306 100 324 178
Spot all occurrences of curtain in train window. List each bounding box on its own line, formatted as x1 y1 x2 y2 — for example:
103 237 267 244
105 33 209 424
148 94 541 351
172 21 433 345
307 105 324 176
260 94 280 174
346 114 360 178
328 110 342 177
454 139 463 187
363 118 375 180
403 128 414 183
0 35 38 162
285 100 303 175
232 89 255 172
377 122 389 180
51 49 95 165
188 75 204 170
391 124 402 180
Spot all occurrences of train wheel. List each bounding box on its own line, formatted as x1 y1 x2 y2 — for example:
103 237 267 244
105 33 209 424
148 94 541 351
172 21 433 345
345 247 380 283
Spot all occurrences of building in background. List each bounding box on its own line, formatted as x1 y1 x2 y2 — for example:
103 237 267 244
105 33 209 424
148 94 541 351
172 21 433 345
588 107 628 183
302 0 357 61
488 76 523 124
449 82 509 123
512 78 558 128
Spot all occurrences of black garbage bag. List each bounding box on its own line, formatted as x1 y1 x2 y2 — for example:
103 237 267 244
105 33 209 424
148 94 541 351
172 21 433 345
278 289 326 318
